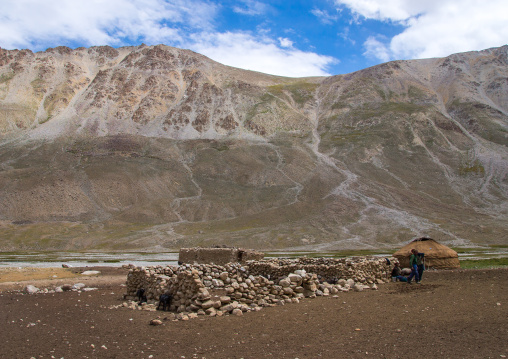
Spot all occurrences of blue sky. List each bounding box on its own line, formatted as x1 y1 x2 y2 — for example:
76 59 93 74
0 0 507 77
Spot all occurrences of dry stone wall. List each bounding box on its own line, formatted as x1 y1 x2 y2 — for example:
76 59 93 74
124 256 392 317
248 257 390 283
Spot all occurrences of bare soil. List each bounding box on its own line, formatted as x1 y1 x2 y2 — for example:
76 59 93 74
0 267 507 359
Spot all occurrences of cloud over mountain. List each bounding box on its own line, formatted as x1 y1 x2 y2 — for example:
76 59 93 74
335 0 508 61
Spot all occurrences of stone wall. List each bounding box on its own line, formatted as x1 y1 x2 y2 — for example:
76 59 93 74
178 247 264 265
248 257 390 283
124 256 392 317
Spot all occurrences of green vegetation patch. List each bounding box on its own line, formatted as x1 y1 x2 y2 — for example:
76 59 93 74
265 249 392 258
408 85 427 100
459 257 508 269
39 115 52 124
0 71 15 84
449 99 508 145
267 81 319 105
331 102 348 110
43 85 74 119
459 158 485 176
31 78 45 90
451 247 490 254
360 101 427 117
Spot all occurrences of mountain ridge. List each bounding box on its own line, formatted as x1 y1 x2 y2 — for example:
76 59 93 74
0 44 507 251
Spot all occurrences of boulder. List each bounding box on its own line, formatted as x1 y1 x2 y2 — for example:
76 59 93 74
205 307 217 316
220 296 232 305
25 285 39 294
232 308 243 316
73 283 86 290
279 278 291 287
61 284 73 291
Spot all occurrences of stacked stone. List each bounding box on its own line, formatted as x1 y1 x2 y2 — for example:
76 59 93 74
124 256 391 317
188 262 248 290
169 269 210 313
247 257 390 284
125 265 176 300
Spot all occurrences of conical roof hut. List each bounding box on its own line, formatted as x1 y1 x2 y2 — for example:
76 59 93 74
393 237 460 269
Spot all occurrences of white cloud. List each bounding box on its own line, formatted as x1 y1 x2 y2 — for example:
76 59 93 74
190 32 337 77
338 26 355 45
0 0 337 77
0 0 217 50
311 9 339 25
335 0 508 61
232 0 269 16
363 36 390 62
335 0 424 22
278 37 293 48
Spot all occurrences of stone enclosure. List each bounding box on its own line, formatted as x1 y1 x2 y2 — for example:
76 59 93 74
124 256 393 317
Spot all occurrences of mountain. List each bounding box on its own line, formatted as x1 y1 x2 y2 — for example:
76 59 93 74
0 44 507 251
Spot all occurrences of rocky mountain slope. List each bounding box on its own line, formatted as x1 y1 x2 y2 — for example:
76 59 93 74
0 44 506 251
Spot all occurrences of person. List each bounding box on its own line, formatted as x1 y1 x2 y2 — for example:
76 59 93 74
417 251 425 282
407 249 420 284
391 262 408 282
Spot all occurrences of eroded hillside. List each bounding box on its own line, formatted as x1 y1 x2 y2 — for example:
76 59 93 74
0 44 507 250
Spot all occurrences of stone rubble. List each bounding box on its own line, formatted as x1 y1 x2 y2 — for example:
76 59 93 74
22 282 96 295
122 256 392 321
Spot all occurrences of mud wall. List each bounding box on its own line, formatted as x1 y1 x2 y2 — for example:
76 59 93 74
178 247 264 265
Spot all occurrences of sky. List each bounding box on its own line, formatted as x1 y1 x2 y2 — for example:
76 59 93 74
0 0 507 77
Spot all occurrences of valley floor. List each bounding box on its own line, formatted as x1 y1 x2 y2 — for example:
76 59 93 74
0 267 507 358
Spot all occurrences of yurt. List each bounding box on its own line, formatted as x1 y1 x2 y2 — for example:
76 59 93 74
393 237 460 269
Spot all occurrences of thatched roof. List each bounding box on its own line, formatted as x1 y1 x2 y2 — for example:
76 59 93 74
393 237 460 269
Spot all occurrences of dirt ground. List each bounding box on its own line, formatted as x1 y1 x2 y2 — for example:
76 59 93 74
0 267 506 359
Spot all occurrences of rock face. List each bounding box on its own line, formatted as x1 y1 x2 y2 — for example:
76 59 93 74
0 44 507 250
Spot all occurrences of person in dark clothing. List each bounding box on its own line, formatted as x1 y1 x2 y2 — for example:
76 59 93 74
417 252 425 282
391 262 408 282
407 249 420 284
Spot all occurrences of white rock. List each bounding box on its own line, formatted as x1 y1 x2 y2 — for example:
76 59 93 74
81 270 101 276
73 283 86 290
25 285 39 294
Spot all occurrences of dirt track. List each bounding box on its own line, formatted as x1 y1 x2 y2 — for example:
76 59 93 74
1 267 507 359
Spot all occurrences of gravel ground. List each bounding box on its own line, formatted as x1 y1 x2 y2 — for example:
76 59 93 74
0 267 507 359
